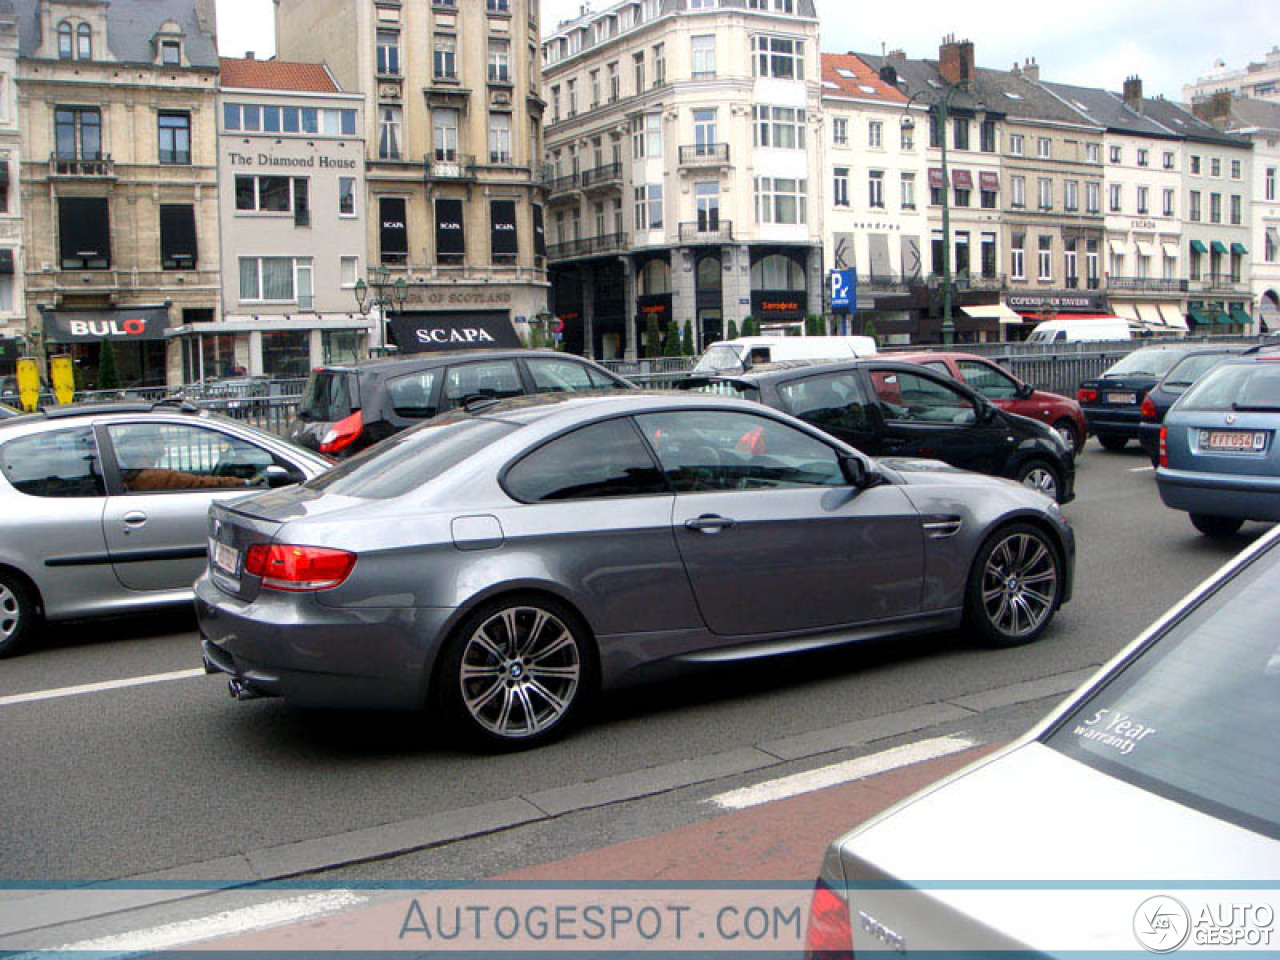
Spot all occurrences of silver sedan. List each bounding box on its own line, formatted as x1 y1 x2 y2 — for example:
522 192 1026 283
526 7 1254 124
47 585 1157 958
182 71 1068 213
197 392 1074 748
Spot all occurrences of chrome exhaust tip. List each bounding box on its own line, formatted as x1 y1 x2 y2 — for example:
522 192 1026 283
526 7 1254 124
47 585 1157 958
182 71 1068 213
227 677 264 701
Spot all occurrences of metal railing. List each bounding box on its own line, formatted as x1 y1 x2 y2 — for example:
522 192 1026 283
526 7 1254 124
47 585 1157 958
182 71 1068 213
50 153 114 178
544 172 580 195
425 154 476 180
580 162 623 188
678 143 730 165
1108 277 1189 293
678 220 734 243
547 233 628 260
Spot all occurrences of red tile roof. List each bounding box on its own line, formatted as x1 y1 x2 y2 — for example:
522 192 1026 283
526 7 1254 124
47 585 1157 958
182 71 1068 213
219 57 340 94
821 53 908 104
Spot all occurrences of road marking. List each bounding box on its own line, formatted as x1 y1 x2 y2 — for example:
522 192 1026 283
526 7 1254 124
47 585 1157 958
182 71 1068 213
0 668 205 708
1130 466 1156 473
707 735 980 811
39 891 366 958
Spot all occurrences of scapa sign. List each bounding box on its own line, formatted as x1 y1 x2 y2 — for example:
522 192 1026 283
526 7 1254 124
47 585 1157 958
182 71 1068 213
389 311 523 353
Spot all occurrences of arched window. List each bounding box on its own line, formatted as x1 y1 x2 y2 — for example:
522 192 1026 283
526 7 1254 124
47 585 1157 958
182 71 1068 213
76 23 92 60
639 258 670 295
751 253 805 290
57 21 73 59
696 255 722 291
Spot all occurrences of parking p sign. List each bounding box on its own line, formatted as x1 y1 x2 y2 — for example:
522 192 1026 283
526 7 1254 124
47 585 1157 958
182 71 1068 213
830 269 856 314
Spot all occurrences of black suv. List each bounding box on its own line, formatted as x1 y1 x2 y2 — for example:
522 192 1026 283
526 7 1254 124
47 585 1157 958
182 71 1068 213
689 359 1075 503
289 350 635 457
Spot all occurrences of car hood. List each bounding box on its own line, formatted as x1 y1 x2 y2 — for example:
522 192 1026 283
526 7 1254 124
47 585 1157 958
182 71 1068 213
836 742 1276 952
879 458 1015 490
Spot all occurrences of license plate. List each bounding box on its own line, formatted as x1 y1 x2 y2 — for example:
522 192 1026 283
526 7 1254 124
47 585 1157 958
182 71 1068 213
1107 392 1137 405
211 539 241 576
1201 430 1267 452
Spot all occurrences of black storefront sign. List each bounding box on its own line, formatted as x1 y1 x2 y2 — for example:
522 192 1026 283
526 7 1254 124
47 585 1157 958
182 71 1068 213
532 203 546 258
388 310 522 353
379 197 408 263
752 290 806 320
58 196 111 269
160 204 198 269
636 294 672 320
435 197 466 257
42 307 170 343
1006 291 1106 313
491 200 518 257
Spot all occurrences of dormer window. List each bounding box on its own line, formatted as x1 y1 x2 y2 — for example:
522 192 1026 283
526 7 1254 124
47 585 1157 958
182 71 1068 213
77 23 92 60
57 21 73 59
161 40 181 65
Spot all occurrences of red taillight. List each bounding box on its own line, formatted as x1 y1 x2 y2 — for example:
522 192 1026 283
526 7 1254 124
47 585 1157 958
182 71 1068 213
1141 395 1157 420
803 879 854 960
319 410 363 454
1077 388 1098 404
244 544 356 592
1159 426 1169 468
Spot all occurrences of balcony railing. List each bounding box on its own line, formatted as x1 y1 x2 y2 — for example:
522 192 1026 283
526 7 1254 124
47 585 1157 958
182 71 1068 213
679 220 734 243
50 153 114 178
547 233 629 260
425 154 476 180
859 273 912 292
1108 277 1189 293
544 172 580 196
678 143 730 166
1193 274 1247 293
580 162 623 189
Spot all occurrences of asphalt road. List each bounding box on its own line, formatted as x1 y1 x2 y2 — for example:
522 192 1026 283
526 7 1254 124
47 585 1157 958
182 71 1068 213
0 441 1271 886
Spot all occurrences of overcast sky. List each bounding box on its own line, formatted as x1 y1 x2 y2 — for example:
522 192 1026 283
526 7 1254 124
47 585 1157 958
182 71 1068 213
215 0 1280 99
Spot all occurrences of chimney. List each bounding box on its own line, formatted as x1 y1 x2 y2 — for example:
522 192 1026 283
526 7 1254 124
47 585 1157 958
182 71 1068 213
1022 57 1039 82
886 48 906 66
1123 75 1143 111
245 50 255 60
939 35 975 86
1193 90 1235 125
879 64 898 87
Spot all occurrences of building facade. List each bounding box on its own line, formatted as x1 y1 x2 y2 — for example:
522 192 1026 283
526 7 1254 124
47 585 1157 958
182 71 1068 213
0 0 22 375
17 0 220 388
275 0 548 354
1184 47 1280 105
541 0 824 358
201 56 369 381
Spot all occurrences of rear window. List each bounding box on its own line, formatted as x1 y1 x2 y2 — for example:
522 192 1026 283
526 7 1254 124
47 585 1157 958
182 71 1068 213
298 372 354 422
693 345 746 375
1045 539 1280 838
691 380 760 402
1177 363 1280 413
305 417 517 499
1161 353 1237 393
1103 348 1186 379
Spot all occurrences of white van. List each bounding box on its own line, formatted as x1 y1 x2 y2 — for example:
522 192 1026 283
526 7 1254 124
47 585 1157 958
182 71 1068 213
1026 316 1135 344
692 336 878 375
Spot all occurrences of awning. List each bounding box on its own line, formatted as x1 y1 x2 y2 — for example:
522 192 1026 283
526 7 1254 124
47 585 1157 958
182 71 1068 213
1190 239 1208 254
928 168 944 188
952 169 974 190
961 304 1023 324
1108 239 1126 255
1135 303 1165 327
1211 240 1229 255
1136 241 1157 257
1162 243 1179 259
1187 306 1211 326
1231 306 1253 326
1268 227 1280 250
41 307 170 343
1111 302 1141 324
1232 242 1249 256
1158 302 1189 331
979 171 1000 191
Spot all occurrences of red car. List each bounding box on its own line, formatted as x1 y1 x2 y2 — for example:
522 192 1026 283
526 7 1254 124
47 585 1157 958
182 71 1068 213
892 352 1088 454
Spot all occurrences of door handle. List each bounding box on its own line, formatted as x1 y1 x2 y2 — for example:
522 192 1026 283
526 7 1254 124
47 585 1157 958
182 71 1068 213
122 511 148 532
685 514 735 533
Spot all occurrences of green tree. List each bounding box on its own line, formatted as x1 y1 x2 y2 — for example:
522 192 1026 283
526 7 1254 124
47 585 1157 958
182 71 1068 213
861 314 879 343
662 319 682 357
806 314 826 336
97 338 120 391
681 320 694 356
742 317 759 336
645 315 662 358
727 319 740 340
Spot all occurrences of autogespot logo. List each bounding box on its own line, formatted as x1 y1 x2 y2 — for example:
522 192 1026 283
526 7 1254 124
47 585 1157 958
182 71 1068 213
1134 896 1192 953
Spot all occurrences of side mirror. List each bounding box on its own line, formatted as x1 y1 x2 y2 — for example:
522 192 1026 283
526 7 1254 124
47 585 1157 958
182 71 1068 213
265 465 298 488
1016 382 1035 400
979 402 999 424
840 453 871 488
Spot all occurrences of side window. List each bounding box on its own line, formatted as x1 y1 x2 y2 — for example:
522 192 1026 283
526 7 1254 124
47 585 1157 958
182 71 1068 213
636 410 844 492
871 370 978 425
504 418 667 502
107 423 274 493
442 360 523 409
526 358 614 393
921 361 952 377
777 372 871 435
386 371 439 419
956 359 1019 400
0 427 105 498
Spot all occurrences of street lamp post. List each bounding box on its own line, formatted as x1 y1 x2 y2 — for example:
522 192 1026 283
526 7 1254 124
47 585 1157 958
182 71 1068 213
353 265 408 356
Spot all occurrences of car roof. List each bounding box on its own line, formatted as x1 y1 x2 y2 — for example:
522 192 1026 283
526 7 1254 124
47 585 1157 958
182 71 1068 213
317 349 586 375
709 357 934 384
461 389 770 427
0 399 205 428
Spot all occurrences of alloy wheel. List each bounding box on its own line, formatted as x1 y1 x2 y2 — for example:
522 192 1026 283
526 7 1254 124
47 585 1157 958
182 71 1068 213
1020 466 1059 501
980 532 1059 640
0 582 19 641
1053 422 1078 454
458 606 581 739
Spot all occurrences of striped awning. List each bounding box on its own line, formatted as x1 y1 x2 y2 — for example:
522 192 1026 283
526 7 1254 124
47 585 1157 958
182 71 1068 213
1135 303 1165 327
961 303 1024 324
1158 302 1189 331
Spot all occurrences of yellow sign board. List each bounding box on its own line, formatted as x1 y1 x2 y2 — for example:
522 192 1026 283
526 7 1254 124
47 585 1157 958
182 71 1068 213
16 358 40 412
50 355 75 407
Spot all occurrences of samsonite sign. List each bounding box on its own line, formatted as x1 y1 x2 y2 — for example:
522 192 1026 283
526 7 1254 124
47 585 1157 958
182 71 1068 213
41 307 169 343
389 311 522 353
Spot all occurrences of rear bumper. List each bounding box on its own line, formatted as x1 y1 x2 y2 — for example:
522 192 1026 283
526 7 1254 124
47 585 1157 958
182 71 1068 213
1082 407 1141 439
1156 468 1280 521
194 574 456 710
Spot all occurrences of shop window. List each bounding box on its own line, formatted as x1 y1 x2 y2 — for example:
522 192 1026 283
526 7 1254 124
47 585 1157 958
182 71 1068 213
751 253 804 290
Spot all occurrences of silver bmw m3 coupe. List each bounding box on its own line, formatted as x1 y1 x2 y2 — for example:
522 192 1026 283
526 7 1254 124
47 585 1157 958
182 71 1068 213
197 392 1074 747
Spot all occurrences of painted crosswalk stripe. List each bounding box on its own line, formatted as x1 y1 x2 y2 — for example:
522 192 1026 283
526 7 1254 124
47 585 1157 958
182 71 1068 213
708 735 980 811
1130 466 1156 473
0 668 206 708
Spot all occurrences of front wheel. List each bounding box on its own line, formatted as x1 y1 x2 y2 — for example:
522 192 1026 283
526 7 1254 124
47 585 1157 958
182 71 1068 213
437 597 593 750
1189 514 1244 539
1016 458 1063 503
1051 419 1082 456
0 572 39 658
965 524 1062 648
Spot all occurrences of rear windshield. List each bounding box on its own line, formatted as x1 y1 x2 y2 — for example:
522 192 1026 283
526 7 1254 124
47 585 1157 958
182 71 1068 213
1161 354 1237 394
1177 363 1280 412
305 417 517 499
298 372 354 422
1045 538 1280 838
1103 348 1186 379
693 345 746 375
691 380 761 402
